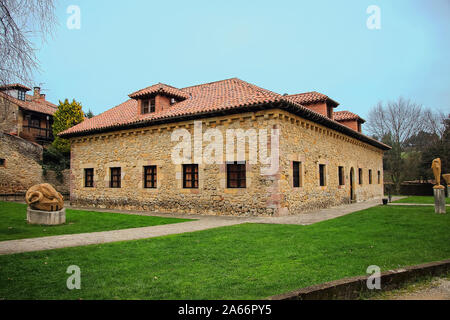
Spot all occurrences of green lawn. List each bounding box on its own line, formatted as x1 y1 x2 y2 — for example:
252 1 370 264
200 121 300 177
393 196 450 204
0 202 192 241
0 205 449 300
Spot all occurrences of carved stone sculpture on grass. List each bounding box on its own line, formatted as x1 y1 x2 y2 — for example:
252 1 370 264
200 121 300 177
25 183 66 225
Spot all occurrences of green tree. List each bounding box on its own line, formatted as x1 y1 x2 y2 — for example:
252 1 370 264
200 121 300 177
52 99 84 154
85 109 94 119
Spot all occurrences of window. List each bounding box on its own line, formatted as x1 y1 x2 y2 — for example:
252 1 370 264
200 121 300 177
30 118 40 128
84 168 94 188
18 90 25 101
142 98 156 114
183 164 198 189
110 167 121 188
319 164 326 186
369 170 373 184
0 158 5 167
378 171 381 184
144 165 157 188
358 168 363 185
227 162 246 188
293 161 301 188
338 166 344 186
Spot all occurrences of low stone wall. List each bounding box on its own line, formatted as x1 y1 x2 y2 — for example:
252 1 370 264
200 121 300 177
267 259 450 300
0 132 43 193
0 132 70 195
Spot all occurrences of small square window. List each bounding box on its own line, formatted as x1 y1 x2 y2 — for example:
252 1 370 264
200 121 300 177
0 158 5 167
227 162 246 188
110 167 121 188
319 164 326 186
141 98 156 114
84 168 94 188
18 90 25 101
338 166 345 186
183 164 198 189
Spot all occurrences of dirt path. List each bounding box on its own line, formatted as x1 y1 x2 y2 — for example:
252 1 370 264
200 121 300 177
372 278 450 300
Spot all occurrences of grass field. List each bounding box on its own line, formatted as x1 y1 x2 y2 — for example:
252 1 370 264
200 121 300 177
0 202 192 241
0 205 449 300
393 196 450 204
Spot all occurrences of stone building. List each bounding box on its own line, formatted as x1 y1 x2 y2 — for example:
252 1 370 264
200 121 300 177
0 84 57 145
60 78 390 216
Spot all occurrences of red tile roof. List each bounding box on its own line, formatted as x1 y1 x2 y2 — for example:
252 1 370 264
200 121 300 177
129 83 190 100
0 91 57 116
0 83 31 91
286 91 339 107
334 111 366 123
59 78 390 150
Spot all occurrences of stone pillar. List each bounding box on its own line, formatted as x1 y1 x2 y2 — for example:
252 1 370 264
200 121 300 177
433 188 446 214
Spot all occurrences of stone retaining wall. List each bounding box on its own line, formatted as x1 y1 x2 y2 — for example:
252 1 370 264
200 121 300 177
268 259 450 300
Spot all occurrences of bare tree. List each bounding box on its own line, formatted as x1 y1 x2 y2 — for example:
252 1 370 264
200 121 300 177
366 97 426 146
423 108 448 138
366 97 427 193
0 0 56 86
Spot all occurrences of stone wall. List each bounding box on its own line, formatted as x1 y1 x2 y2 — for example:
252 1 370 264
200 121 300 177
43 169 70 194
69 109 385 216
0 132 43 193
278 110 384 214
0 132 70 195
0 96 20 135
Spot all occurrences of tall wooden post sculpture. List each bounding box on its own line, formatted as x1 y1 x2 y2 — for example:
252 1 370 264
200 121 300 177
443 174 450 198
431 158 445 214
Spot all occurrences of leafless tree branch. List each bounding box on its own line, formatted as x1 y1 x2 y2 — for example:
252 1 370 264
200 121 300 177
0 0 56 86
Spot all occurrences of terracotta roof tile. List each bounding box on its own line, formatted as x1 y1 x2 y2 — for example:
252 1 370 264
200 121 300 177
59 78 389 150
129 83 190 100
334 110 366 123
0 83 31 91
0 91 57 116
286 91 339 107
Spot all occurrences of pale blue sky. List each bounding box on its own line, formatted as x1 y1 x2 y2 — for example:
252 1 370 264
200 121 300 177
33 0 450 120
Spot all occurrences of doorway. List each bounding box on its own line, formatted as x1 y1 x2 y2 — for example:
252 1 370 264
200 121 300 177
350 167 355 202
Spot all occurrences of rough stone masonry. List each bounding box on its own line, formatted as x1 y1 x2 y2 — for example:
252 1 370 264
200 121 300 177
68 109 384 216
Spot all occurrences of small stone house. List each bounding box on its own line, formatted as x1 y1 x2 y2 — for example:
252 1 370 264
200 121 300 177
60 78 390 216
0 84 57 145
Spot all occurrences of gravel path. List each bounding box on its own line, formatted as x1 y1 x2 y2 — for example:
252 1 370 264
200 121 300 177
0 197 402 255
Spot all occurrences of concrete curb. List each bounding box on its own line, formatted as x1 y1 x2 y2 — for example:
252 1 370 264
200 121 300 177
267 259 450 300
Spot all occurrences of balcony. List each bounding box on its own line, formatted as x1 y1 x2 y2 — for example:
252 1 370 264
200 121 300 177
22 125 54 142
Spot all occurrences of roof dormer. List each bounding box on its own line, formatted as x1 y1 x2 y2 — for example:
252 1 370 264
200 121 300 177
334 111 366 133
129 83 189 116
286 91 339 120
0 83 31 101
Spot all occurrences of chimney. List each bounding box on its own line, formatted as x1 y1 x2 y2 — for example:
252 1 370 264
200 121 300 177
39 94 46 101
33 87 41 99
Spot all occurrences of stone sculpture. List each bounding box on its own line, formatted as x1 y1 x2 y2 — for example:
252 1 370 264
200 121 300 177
25 183 66 225
26 183 64 211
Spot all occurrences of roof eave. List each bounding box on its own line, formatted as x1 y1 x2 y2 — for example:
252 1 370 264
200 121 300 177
60 100 390 151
